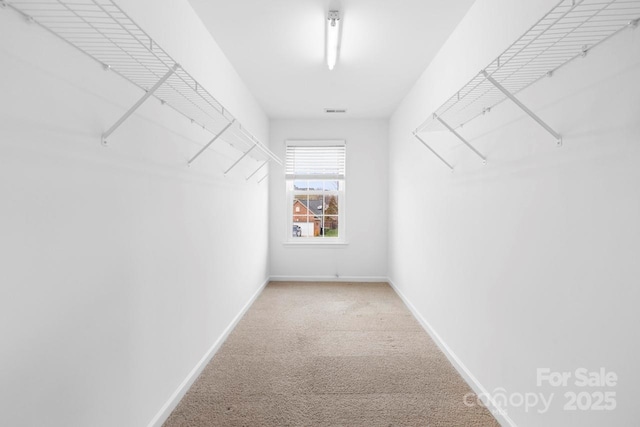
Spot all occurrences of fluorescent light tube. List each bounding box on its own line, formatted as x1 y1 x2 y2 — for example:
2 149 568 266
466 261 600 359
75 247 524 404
326 11 340 70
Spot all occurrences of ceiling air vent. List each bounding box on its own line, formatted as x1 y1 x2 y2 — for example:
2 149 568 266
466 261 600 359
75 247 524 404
324 108 347 114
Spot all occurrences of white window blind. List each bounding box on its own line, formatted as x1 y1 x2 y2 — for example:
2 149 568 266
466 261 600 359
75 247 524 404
285 140 346 180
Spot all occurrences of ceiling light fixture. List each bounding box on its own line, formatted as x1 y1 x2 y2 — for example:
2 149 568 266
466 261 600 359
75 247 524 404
326 10 341 70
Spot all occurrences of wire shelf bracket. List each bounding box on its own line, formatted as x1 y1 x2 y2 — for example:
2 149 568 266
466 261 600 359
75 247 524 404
435 115 487 163
412 132 454 171
413 0 640 167
187 119 235 165
224 143 257 175
5 0 282 174
482 70 562 146
102 63 179 146
246 160 269 181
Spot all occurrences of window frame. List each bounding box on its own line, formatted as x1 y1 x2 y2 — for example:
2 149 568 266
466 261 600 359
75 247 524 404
284 140 347 245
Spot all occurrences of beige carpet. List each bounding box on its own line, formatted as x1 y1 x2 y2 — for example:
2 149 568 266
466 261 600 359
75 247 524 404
163 282 499 426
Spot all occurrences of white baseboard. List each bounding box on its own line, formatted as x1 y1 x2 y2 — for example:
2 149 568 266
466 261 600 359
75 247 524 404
386 278 516 427
269 275 388 283
146 277 270 427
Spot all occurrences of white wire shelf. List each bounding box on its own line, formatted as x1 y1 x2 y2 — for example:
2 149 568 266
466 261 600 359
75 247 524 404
414 0 640 170
4 0 281 180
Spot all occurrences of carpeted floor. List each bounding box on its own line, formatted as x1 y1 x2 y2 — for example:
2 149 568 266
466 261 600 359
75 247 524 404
163 281 499 426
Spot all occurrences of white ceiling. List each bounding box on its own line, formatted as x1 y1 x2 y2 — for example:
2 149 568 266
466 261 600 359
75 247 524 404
188 0 475 119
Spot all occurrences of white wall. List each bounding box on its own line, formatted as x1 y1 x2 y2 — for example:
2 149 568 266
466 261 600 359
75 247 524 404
389 0 640 426
0 1 270 426
269 119 388 281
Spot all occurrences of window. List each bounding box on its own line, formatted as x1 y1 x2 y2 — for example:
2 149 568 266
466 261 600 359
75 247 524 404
286 140 346 242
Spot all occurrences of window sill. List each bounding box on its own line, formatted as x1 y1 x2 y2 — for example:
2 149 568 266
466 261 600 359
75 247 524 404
283 240 349 247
